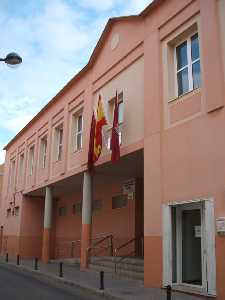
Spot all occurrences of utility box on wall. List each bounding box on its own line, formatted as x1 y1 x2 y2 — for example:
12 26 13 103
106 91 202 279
216 218 225 235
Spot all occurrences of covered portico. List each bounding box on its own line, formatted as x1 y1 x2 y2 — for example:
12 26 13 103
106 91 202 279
23 149 144 268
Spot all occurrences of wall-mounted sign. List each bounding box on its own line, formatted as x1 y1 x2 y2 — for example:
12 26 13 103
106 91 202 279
216 218 225 235
194 225 201 238
127 192 134 201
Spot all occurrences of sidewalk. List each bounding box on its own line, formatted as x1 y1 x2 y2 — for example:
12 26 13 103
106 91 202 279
0 256 207 300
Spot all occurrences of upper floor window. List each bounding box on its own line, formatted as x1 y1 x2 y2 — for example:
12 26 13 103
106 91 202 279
107 92 123 150
175 33 201 97
74 114 83 151
19 153 24 179
10 160 16 187
55 125 63 161
40 136 47 168
29 146 35 176
118 93 124 125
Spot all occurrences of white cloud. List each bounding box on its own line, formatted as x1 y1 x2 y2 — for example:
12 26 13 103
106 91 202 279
123 0 153 15
0 0 151 149
78 0 115 12
3 114 34 134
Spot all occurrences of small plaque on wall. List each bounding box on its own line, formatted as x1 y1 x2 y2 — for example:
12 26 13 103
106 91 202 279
216 218 225 235
194 225 201 238
127 192 134 201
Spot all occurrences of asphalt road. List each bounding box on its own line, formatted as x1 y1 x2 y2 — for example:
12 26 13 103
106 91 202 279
0 265 102 300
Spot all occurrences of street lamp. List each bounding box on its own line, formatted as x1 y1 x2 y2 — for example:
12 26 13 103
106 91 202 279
0 52 22 67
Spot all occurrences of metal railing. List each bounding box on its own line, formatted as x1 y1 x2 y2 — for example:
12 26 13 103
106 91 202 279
87 234 114 257
55 239 81 259
114 236 144 273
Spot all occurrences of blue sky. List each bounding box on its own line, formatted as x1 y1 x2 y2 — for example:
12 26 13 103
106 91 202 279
0 0 152 163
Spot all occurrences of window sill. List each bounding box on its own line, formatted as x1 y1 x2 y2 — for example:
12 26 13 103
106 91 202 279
72 148 83 154
168 88 201 104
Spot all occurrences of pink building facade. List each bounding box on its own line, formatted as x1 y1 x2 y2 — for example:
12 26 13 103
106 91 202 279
1 0 225 298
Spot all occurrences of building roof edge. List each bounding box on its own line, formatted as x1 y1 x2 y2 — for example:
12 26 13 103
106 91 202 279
4 0 160 151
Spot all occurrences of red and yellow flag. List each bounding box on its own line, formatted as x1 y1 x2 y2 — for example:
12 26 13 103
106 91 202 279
88 95 107 169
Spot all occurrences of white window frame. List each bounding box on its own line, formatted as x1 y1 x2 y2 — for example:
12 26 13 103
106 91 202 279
10 160 16 188
40 136 47 169
106 93 123 150
174 32 200 97
55 126 63 161
29 146 35 176
163 198 216 296
19 153 24 178
75 114 83 151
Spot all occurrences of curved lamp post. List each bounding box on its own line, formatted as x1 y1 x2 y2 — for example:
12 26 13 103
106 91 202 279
0 52 22 67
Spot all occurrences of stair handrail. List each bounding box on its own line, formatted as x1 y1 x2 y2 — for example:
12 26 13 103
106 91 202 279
114 236 144 273
87 233 114 257
55 238 82 258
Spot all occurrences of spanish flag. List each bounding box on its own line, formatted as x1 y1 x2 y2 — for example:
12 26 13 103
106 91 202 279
88 95 107 169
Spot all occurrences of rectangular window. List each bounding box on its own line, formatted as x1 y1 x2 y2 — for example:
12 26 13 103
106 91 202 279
6 208 11 218
92 199 103 213
118 98 124 125
29 146 35 175
72 202 82 215
10 160 16 187
112 195 127 209
14 206 20 216
19 153 24 178
59 206 67 216
175 33 201 97
55 126 63 161
74 114 83 151
107 92 123 150
40 136 47 168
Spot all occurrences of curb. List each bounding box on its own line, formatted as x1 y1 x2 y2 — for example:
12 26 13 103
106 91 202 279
0 261 123 300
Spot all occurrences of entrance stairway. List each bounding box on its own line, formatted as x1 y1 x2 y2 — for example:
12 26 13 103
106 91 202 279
89 256 144 281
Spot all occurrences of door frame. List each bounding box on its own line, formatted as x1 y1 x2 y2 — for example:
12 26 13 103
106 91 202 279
163 198 216 296
175 202 207 290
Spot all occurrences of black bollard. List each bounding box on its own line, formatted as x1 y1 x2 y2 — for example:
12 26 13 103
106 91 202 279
100 271 104 290
16 255 20 265
6 253 8 263
59 262 63 277
166 285 172 300
34 258 38 270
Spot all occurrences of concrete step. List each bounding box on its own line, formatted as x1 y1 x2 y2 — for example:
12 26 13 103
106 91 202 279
91 256 144 266
89 263 144 281
89 256 144 281
90 259 144 272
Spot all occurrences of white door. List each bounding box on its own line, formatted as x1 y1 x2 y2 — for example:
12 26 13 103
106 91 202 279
162 199 216 296
176 202 204 286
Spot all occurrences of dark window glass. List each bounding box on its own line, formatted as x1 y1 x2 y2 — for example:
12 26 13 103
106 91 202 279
92 200 102 212
15 206 20 216
59 206 67 216
6 209 11 217
192 61 201 89
72 202 82 215
191 33 199 61
176 41 188 70
112 195 127 209
77 115 82 132
177 68 189 96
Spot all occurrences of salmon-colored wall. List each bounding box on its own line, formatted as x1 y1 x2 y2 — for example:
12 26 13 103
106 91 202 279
143 1 225 299
1 0 225 299
54 175 142 259
218 0 225 84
